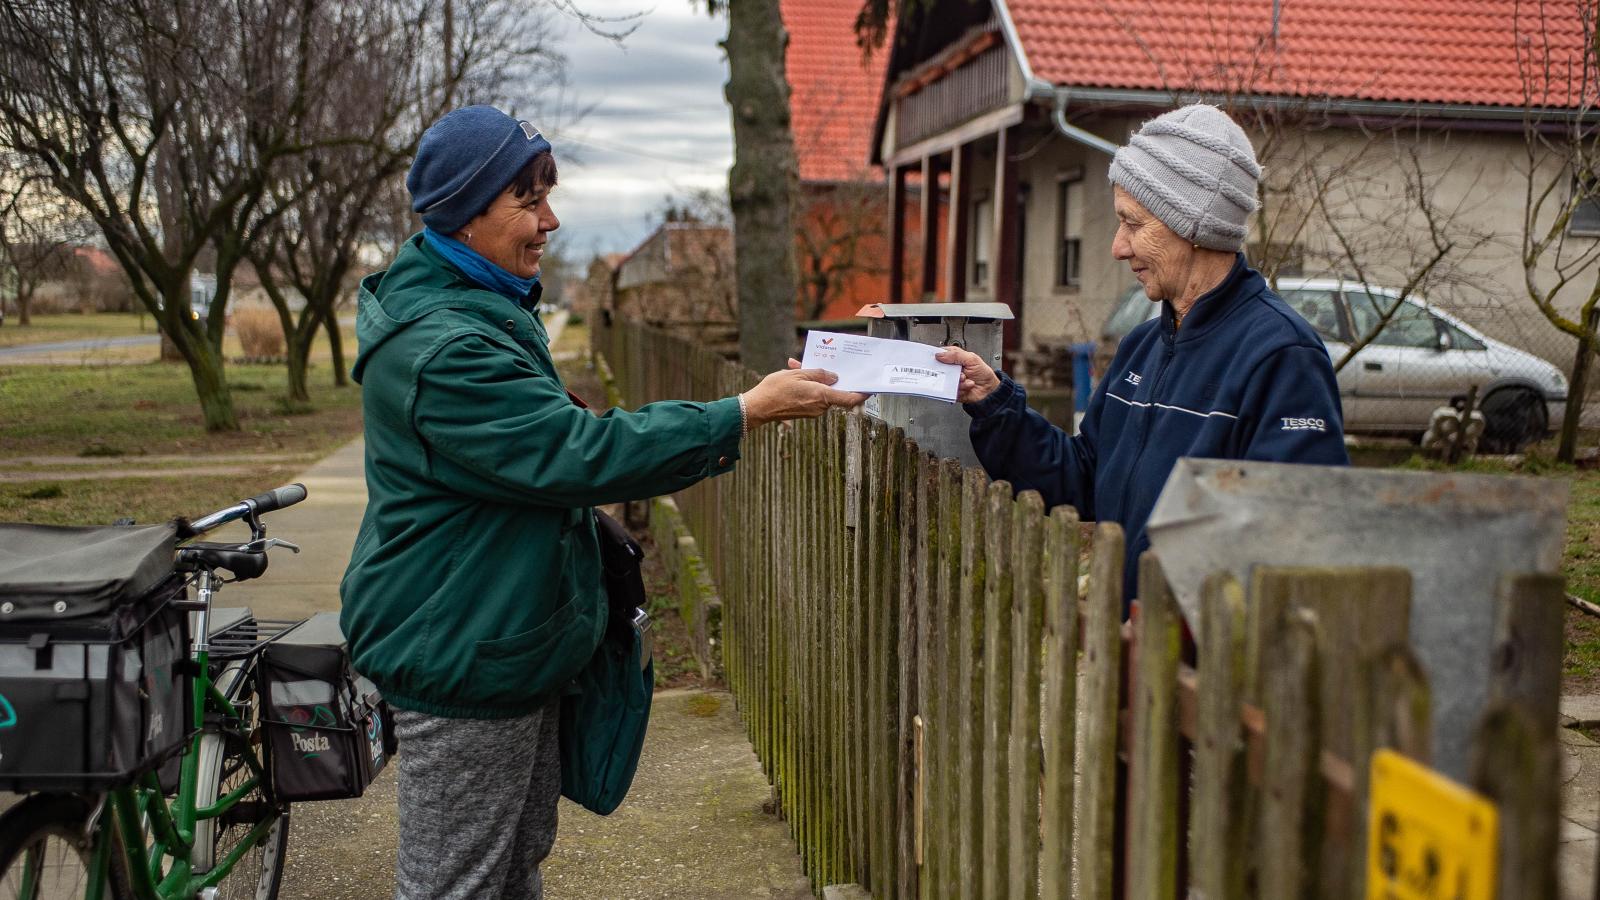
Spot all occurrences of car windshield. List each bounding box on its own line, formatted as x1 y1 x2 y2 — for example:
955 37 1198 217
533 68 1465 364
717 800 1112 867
1104 286 1157 338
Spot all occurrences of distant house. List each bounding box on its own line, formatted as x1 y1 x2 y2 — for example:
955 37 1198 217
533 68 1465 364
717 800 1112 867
870 0 1600 368
612 221 736 341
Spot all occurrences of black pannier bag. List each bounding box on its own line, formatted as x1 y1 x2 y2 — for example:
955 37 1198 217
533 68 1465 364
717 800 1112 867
0 522 190 791
260 612 394 801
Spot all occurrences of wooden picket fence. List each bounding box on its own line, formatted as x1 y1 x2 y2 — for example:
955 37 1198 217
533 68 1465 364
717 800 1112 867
592 313 1569 900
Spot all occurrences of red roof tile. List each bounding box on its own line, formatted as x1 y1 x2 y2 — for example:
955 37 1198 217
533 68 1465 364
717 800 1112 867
783 0 889 183
1008 0 1593 109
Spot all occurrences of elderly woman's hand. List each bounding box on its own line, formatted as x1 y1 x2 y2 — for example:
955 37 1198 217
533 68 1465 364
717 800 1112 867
934 346 1001 404
742 363 868 428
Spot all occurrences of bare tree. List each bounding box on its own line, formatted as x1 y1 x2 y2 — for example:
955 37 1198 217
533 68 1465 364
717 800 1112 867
0 0 395 429
0 156 81 326
1516 0 1600 462
247 0 565 403
794 180 889 320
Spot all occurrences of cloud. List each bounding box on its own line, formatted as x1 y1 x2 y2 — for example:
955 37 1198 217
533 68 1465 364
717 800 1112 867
544 1 733 257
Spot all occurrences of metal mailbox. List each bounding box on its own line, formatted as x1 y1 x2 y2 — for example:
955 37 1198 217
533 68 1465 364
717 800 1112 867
856 302 1014 467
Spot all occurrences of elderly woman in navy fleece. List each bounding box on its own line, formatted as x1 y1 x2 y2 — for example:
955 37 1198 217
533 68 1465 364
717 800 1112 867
937 103 1348 607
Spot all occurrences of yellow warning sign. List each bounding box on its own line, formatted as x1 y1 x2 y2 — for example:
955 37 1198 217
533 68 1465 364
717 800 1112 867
1367 748 1497 900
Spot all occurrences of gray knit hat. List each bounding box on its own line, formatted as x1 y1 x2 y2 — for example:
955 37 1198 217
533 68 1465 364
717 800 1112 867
1108 104 1261 252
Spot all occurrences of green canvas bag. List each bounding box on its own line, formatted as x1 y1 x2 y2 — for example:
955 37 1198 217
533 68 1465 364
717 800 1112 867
559 511 653 815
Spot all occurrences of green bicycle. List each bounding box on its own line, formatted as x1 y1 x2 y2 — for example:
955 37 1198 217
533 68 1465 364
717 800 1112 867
0 485 313 900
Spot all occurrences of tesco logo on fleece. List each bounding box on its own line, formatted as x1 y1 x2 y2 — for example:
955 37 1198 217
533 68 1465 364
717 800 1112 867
1280 416 1327 432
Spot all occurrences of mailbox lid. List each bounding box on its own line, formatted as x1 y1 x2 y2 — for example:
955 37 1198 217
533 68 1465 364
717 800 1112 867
856 302 1014 321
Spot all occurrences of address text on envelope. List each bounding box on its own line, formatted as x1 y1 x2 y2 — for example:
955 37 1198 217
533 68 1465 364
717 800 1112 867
800 331 960 402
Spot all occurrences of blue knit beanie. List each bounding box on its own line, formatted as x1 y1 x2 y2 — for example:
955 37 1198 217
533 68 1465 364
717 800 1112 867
407 106 554 234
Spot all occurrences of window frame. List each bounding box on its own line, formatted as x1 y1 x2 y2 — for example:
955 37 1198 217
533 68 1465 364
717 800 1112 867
971 194 993 287
1343 290 1447 350
1055 169 1085 292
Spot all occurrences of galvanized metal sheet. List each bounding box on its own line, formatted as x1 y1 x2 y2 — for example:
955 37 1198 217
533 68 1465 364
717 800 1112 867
1146 458 1568 779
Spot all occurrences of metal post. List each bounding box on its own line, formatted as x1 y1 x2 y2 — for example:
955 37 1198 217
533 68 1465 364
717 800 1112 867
889 165 907 306
920 155 941 300
946 143 971 302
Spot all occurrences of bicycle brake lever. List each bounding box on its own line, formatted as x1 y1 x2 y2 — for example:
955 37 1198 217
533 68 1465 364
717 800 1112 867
242 537 302 554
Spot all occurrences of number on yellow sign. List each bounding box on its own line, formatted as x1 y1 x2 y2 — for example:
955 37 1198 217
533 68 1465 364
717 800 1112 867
1366 748 1497 900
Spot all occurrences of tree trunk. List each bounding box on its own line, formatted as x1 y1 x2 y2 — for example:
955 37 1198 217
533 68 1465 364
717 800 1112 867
286 332 313 403
180 338 239 432
1558 307 1599 463
325 312 349 387
16 286 31 326
159 281 240 431
723 0 799 372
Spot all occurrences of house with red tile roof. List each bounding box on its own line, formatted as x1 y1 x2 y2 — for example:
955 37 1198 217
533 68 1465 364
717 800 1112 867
868 0 1600 387
783 0 945 320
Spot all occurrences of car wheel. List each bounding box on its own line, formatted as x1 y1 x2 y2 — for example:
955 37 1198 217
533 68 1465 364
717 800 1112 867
1479 387 1548 454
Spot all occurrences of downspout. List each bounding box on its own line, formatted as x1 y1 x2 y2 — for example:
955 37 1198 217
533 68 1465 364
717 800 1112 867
1051 89 1119 157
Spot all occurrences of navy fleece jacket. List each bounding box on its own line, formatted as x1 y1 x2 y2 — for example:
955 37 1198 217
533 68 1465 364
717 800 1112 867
965 255 1349 606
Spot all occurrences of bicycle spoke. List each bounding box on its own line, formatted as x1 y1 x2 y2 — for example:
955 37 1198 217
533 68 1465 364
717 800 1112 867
2 834 88 900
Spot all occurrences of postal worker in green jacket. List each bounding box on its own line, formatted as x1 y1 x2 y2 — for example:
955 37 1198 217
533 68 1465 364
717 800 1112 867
339 106 864 900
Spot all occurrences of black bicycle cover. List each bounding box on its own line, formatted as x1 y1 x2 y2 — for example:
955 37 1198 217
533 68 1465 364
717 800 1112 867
0 522 177 619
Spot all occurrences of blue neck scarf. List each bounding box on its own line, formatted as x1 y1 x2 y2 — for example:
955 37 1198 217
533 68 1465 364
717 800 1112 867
423 228 539 303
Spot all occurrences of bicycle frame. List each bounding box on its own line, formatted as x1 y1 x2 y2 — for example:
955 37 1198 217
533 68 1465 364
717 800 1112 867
79 568 282 900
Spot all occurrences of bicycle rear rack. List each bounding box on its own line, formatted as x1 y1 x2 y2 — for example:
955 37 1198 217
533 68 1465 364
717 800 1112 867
206 617 304 661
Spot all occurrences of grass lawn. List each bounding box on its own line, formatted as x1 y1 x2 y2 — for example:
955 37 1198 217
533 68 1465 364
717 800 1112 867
0 311 156 348
0 362 362 458
0 351 362 525
0 470 302 527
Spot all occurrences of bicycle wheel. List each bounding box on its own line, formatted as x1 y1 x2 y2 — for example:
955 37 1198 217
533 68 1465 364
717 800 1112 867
192 664 289 900
0 794 125 900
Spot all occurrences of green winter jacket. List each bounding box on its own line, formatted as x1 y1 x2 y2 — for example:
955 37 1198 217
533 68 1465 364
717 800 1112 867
339 234 742 718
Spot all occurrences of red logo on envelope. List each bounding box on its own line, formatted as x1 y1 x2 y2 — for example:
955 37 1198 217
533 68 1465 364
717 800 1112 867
822 338 834 345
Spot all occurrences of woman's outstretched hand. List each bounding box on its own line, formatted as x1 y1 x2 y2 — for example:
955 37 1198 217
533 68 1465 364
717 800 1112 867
741 361 868 428
934 346 1001 404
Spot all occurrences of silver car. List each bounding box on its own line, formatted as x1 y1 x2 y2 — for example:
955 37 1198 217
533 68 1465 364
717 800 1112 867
1099 278 1569 452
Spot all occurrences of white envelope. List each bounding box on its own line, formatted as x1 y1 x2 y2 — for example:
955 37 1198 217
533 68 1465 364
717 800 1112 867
799 330 960 402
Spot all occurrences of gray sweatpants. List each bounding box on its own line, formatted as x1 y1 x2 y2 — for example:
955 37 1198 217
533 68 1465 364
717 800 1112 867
392 699 562 900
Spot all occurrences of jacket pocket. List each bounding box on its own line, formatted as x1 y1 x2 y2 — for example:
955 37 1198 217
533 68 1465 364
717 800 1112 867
470 596 591 703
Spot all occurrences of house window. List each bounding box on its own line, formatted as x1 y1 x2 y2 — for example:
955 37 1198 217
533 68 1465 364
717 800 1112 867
972 197 992 286
1057 178 1084 288
1572 172 1600 236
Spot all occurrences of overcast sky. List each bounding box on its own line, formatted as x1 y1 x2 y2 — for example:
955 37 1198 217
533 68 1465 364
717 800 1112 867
530 1 734 260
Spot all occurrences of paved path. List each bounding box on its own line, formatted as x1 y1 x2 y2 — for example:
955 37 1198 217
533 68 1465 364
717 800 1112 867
0 334 158 358
1560 696 1600 898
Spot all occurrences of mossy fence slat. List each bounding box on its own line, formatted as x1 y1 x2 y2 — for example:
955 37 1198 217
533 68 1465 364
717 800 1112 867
593 316 1567 900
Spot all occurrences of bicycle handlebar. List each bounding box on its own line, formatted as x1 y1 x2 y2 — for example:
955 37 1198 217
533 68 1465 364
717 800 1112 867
187 483 308 536
247 483 308 515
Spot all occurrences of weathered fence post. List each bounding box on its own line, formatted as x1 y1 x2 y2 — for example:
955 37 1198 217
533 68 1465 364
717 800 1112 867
1127 553 1182 900
1190 573 1248 900
1474 572 1565 900
1039 506 1080 900
1008 490 1047 899
981 480 1016 900
1077 522 1125 898
955 466 989 897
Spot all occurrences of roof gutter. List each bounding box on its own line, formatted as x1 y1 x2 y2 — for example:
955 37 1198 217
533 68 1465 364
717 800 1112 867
1051 89 1120 157
992 0 1120 157
1036 84 1600 125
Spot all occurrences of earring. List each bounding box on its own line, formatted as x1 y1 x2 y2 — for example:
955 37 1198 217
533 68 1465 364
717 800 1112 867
464 231 474 245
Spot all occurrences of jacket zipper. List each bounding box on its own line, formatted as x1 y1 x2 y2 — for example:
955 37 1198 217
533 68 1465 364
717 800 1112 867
1121 332 1177 518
